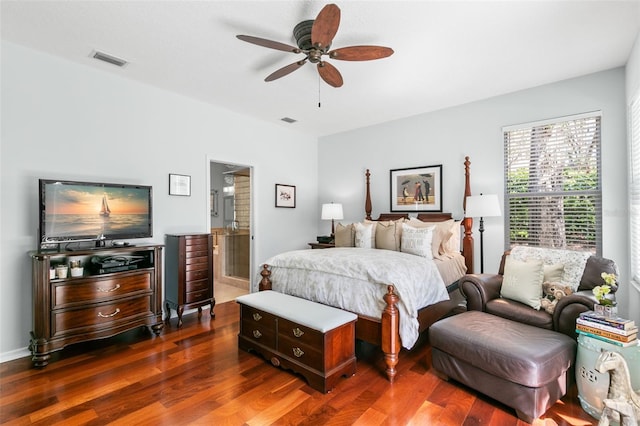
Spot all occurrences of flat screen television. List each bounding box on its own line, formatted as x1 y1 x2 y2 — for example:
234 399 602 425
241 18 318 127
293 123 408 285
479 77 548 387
39 179 153 248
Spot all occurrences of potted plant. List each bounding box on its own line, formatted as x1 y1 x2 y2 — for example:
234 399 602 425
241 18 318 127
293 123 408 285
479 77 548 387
592 272 618 317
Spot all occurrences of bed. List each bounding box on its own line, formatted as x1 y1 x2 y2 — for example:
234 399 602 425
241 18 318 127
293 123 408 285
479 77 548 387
259 157 475 382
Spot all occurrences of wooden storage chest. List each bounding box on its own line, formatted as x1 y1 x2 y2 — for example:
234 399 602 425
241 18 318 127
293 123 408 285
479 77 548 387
236 290 357 393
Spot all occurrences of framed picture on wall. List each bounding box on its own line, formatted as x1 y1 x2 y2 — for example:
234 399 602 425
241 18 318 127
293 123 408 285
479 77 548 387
275 184 296 208
390 165 442 212
169 173 191 196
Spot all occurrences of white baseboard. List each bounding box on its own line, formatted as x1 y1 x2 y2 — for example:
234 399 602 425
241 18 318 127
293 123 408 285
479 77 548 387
1 347 31 364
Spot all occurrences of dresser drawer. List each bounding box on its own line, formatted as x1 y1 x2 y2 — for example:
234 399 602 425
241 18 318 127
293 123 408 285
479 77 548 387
52 295 152 337
185 256 209 270
186 269 209 282
278 334 323 371
240 318 277 349
185 288 210 304
185 278 209 293
186 248 209 259
241 305 277 327
185 238 209 251
278 318 324 348
53 273 152 308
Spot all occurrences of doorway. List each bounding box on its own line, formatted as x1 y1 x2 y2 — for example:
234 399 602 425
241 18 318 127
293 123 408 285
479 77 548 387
209 161 251 303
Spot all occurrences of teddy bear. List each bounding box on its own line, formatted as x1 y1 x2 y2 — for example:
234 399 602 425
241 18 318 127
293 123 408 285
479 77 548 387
540 282 573 315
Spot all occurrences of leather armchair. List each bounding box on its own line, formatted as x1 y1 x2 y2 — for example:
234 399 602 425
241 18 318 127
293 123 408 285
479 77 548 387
460 251 619 339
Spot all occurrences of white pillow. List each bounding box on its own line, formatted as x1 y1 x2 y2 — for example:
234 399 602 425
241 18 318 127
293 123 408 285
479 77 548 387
500 257 544 310
442 220 461 254
406 218 450 258
543 263 564 282
400 223 434 258
354 222 375 248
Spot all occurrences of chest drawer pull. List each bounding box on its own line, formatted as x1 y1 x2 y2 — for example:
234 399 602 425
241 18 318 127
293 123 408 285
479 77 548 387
252 330 262 339
292 327 304 338
252 313 262 321
97 308 120 318
292 347 304 358
97 284 121 293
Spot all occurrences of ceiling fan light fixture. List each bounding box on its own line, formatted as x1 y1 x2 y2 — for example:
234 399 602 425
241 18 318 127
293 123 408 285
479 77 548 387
91 50 128 67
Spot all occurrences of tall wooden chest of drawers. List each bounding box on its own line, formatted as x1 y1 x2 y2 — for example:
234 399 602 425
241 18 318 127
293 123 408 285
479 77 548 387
165 233 215 327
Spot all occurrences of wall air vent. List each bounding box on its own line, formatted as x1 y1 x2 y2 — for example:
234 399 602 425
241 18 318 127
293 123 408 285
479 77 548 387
281 117 297 124
91 50 128 67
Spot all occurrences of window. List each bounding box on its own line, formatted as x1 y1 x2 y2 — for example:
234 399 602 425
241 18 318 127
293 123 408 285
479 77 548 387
629 93 640 290
503 112 602 254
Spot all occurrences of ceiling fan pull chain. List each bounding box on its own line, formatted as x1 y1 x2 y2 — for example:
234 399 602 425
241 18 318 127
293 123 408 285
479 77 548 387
318 74 322 108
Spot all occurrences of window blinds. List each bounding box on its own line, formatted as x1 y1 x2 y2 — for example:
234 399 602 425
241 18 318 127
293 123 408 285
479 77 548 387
503 112 602 254
629 94 640 288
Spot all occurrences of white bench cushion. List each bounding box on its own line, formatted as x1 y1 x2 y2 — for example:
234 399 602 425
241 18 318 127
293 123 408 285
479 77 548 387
236 291 357 332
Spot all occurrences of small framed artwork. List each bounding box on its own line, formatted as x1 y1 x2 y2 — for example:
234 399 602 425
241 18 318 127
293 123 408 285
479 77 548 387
169 173 191 196
275 184 296 208
390 165 443 212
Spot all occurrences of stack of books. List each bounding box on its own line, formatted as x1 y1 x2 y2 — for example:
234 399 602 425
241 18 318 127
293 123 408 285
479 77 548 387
576 310 638 347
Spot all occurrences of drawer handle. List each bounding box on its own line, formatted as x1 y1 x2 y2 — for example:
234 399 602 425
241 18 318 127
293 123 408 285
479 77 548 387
252 313 262 321
97 308 120 318
292 347 304 358
292 327 304 338
253 330 262 339
97 284 121 293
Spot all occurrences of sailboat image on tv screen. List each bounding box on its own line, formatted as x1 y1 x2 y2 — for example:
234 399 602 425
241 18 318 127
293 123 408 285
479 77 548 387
100 194 111 217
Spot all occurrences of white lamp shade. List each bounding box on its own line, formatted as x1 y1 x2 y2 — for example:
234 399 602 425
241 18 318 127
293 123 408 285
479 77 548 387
321 203 344 220
465 194 501 218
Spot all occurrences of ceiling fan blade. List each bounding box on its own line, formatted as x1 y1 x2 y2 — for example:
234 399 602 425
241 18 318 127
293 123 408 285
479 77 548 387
265 59 308 82
311 4 340 49
317 61 343 88
329 46 394 61
236 35 301 53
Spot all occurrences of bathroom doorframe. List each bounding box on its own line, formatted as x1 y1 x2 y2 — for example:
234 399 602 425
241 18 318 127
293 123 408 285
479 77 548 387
206 157 254 292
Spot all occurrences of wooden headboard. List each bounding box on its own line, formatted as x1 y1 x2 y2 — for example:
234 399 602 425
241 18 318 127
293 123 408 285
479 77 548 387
364 157 475 273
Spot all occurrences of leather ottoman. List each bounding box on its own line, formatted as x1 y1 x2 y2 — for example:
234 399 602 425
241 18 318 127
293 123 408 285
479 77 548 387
430 311 576 423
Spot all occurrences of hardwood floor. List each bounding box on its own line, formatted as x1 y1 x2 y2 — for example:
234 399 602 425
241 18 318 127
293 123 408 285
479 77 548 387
1 301 597 425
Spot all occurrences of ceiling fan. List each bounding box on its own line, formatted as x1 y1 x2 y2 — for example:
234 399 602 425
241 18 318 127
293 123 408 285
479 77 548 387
236 3 394 88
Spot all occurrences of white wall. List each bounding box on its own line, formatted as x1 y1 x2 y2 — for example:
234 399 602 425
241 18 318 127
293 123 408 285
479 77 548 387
0 42 318 359
318 68 631 319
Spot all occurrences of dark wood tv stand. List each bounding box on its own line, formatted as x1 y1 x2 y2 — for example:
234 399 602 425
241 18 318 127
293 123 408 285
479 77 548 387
29 244 164 368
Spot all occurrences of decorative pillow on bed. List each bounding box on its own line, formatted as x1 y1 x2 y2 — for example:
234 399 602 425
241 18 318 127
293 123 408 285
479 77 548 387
354 222 375 248
441 220 461 254
374 221 400 251
406 218 453 258
400 223 434 258
334 223 355 247
500 257 544 310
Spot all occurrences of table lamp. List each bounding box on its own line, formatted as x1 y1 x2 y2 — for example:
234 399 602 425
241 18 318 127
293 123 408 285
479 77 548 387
321 203 343 238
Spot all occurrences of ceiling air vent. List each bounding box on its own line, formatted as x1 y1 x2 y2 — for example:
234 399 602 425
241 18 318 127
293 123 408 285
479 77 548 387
91 50 128 67
281 117 297 124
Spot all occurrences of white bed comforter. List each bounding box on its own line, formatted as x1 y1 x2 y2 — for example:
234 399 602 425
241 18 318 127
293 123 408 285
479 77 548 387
262 248 449 349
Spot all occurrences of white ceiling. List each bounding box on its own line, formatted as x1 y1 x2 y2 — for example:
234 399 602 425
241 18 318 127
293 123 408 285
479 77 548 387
2 1 639 138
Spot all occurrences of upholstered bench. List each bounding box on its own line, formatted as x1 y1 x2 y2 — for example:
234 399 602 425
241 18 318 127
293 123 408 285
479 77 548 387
430 311 576 423
236 290 357 393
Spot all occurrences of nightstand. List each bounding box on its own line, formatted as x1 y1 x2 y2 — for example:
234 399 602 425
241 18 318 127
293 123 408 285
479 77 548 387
308 242 335 249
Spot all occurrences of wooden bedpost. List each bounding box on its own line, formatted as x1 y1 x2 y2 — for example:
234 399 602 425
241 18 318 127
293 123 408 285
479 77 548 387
462 156 474 274
365 169 372 221
381 285 400 383
259 265 272 291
